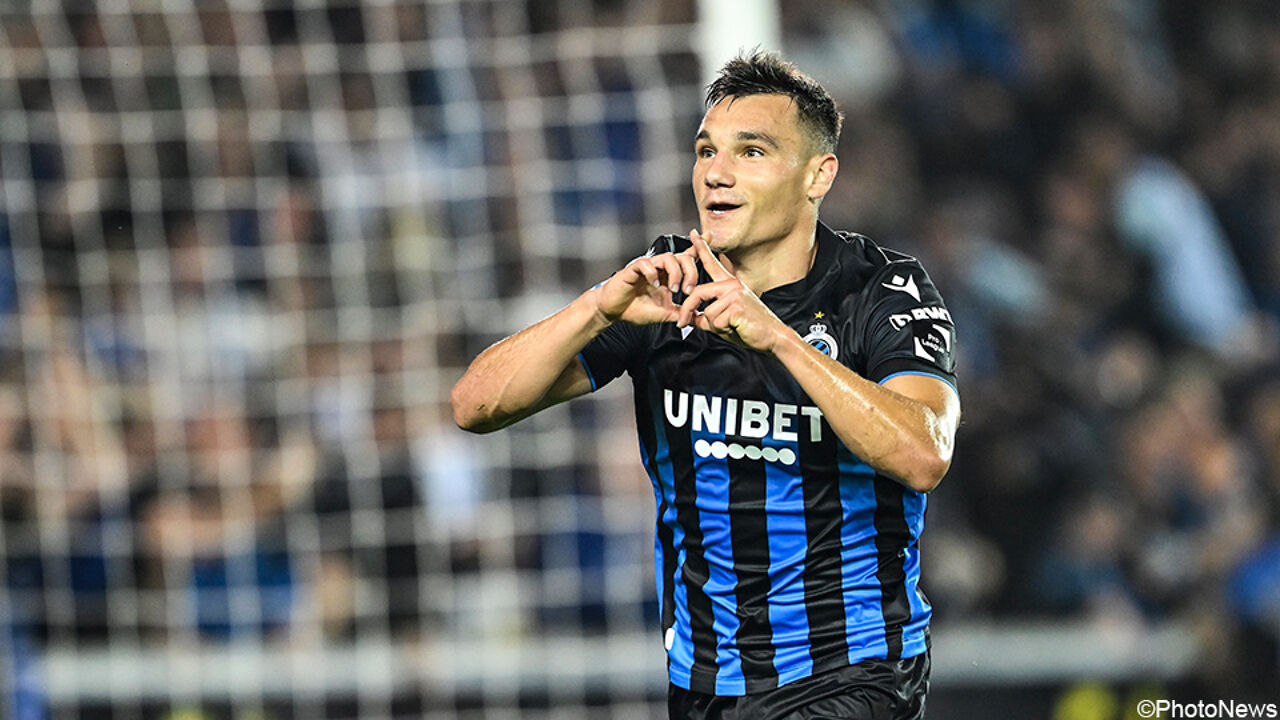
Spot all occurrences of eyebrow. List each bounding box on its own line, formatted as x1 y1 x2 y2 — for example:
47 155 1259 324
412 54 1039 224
694 129 782 149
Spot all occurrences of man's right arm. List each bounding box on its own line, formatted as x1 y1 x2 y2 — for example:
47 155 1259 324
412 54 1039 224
450 289 608 433
450 242 700 433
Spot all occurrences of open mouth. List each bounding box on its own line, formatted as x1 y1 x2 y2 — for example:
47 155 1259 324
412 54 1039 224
706 202 742 216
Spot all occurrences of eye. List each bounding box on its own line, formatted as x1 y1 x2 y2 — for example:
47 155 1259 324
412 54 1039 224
696 145 715 159
743 146 765 158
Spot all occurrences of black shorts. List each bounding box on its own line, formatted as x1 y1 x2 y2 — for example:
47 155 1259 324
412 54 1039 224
667 651 930 720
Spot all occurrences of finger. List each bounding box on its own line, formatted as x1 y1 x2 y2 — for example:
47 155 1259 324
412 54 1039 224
697 295 736 332
692 309 726 335
676 247 700 294
696 303 747 345
676 282 725 327
691 230 733 281
692 302 741 341
628 257 661 288
651 253 686 293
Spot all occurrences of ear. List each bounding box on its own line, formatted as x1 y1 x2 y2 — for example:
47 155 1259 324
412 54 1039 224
806 153 838 202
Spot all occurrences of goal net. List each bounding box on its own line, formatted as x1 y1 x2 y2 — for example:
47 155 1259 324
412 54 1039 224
0 2 707 718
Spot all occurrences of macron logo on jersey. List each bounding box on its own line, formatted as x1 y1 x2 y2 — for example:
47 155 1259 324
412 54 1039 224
882 273 921 302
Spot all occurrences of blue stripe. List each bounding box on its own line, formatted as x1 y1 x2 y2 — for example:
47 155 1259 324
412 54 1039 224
900 543 930 654
636 423 666 648
836 446 888 662
688 425 744 693
876 372 939 656
763 435 813 682
900 491 931 653
576 352 598 392
878 370 958 396
649 412 694 676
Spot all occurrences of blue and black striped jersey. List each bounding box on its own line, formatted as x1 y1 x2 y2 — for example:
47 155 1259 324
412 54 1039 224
578 223 958 696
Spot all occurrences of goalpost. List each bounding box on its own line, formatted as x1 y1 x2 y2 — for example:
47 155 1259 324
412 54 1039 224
0 1 786 718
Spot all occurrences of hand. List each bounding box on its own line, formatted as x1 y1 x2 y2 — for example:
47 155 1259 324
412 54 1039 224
676 230 789 353
594 238 701 325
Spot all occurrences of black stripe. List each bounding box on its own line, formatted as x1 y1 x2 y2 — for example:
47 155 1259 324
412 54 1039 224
799 417 849 670
872 476 912 660
726 451 777 692
635 400 677 666
656 505 678 654
663 395 720 687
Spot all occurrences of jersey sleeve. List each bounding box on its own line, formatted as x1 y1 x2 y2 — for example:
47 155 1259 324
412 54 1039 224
576 235 679 390
860 261 958 390
578 322 647 390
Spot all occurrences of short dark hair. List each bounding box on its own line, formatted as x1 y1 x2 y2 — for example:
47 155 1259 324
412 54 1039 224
705 50 843 154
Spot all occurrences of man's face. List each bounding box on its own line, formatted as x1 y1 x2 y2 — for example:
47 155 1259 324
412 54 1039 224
692 94 823 255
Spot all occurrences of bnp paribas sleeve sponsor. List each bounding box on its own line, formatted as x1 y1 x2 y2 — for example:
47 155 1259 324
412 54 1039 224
888 306 952 332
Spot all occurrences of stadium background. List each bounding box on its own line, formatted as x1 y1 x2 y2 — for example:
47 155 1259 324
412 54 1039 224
1 1 1279 718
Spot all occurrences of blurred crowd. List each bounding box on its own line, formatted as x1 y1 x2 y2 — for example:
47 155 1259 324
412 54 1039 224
0 3 696 691
0 0 516 656
783 0 1280 692
1 0 1279 715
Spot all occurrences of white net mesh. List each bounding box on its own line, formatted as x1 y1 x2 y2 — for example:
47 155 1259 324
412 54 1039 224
11 1 1278 718
0 2 703 717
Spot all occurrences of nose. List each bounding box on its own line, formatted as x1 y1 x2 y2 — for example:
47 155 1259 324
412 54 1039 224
703 152 734 188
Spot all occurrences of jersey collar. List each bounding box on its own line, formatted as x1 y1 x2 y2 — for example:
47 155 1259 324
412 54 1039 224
759 221 840 305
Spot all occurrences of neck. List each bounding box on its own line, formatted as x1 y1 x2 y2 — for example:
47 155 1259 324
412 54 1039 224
722 219 819 295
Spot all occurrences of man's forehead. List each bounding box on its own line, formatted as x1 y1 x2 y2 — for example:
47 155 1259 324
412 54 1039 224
706 93 797 117
698 94 802 138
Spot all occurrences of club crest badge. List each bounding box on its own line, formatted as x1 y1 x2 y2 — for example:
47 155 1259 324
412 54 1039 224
803 321 839 360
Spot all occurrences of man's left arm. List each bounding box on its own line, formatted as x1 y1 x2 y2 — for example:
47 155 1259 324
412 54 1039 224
679 232 959 492
770 337 959 492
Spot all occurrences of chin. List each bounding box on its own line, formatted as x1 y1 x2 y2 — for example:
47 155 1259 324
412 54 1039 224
708 235 735 252
697 221 738 247
697 232 732 252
